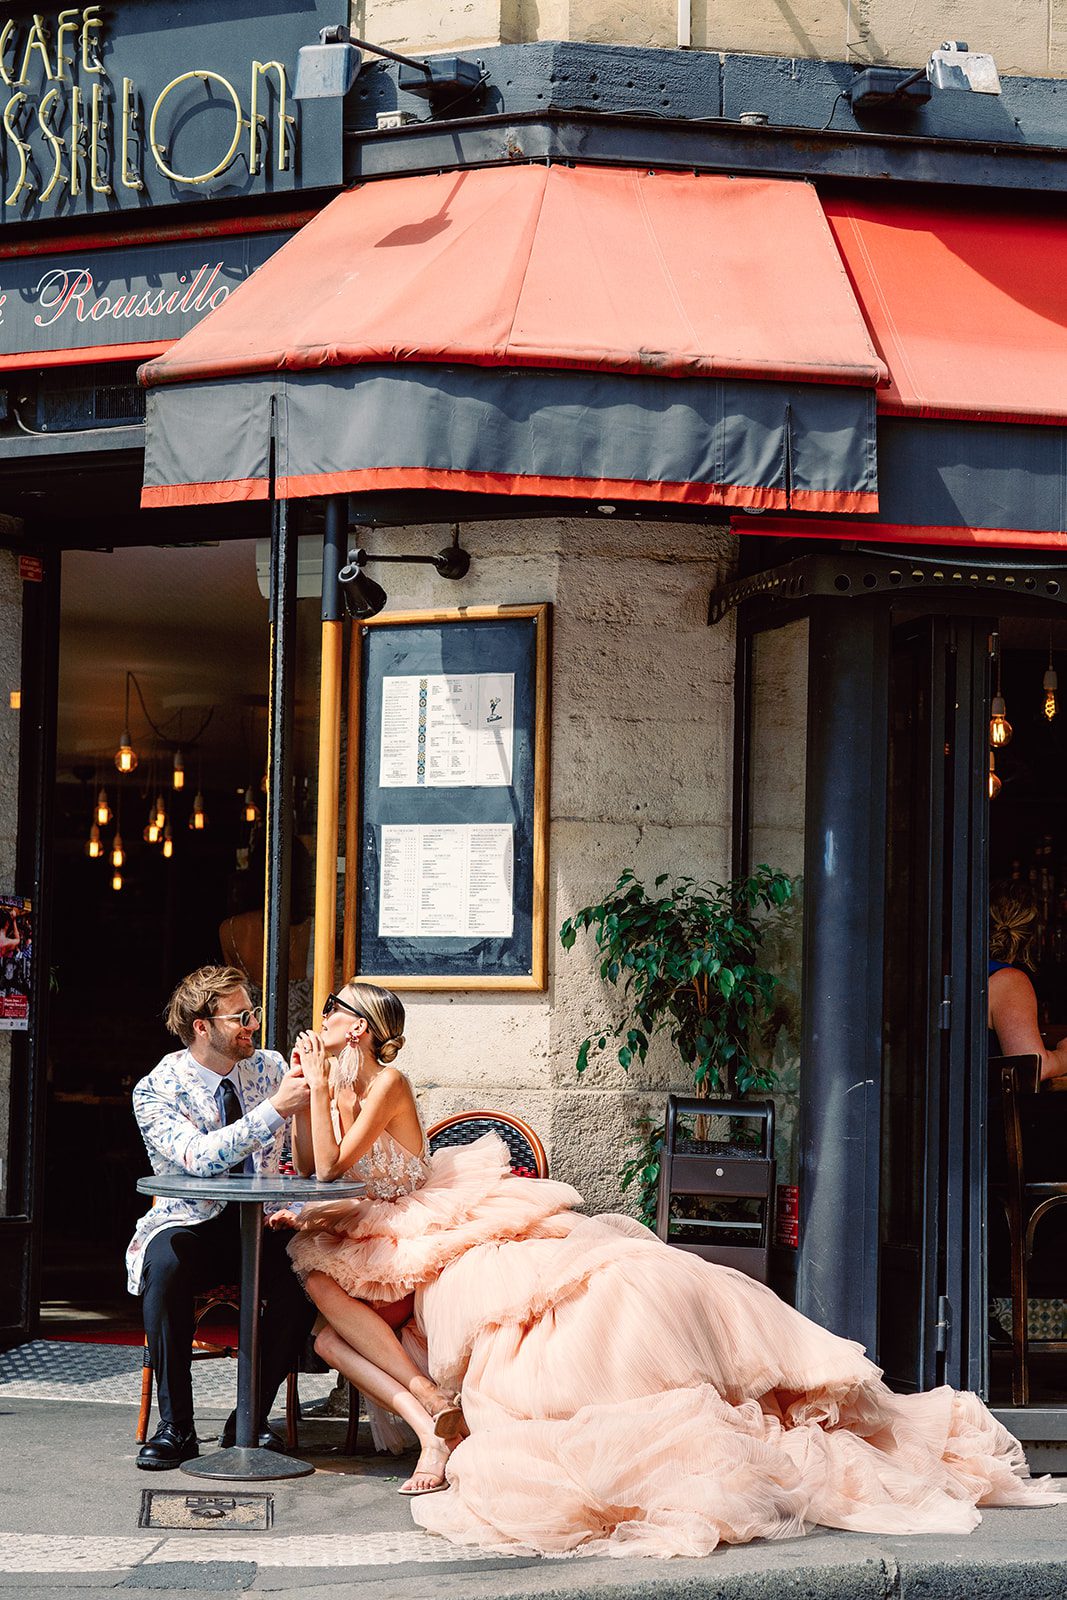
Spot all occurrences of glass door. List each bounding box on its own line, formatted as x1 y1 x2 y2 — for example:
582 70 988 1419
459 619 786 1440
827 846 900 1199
879 615 989 1394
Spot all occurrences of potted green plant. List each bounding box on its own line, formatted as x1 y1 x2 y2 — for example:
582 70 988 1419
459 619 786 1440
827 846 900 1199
559 865 793 1225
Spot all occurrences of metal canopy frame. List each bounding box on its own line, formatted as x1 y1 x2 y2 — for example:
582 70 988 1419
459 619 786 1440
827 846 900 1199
709 546 1067 626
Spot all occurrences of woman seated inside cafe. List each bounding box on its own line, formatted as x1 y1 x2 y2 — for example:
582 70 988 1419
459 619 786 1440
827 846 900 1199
989 878 1067 1081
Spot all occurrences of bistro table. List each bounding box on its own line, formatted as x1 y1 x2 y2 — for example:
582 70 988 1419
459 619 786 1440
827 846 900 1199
136 1172 364 1481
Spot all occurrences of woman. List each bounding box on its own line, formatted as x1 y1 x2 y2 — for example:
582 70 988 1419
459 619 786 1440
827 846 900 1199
988 878 1067 1080
280 981 1062 1555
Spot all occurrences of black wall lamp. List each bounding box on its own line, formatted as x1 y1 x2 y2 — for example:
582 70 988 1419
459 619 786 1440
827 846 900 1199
338 530 472 619
847 40 1001 113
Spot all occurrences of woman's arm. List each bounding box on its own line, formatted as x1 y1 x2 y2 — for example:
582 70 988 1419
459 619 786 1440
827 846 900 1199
989 967 1067 1081
298 1034 409 1181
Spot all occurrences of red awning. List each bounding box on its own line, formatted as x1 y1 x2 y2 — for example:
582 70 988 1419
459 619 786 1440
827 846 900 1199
824 195 1067 427
139 165 884 515
142 165 885 390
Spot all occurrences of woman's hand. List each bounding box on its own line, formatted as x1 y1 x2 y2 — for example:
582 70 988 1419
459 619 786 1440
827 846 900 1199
266 1208 302 1230
292 1029 329 1089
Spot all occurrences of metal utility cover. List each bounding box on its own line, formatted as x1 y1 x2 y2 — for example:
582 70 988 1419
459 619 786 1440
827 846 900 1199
138 1490 274 1531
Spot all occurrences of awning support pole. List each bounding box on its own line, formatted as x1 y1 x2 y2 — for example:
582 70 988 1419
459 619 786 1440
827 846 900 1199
313 496 346 1022
264 469 298 1052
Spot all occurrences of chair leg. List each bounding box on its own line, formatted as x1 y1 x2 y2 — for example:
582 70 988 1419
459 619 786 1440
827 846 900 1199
343 1384 362 1455
1011 1230 1030 1406
137 1354 154 1444
285 1371 299 1453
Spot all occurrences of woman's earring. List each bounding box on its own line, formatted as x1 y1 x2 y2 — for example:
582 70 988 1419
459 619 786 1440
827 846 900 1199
345 1026 360 1045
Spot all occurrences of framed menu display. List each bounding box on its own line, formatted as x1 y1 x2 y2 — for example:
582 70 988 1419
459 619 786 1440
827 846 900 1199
344 605 550 990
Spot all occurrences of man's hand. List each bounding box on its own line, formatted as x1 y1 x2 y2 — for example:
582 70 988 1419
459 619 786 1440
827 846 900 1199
269 1065 311 1119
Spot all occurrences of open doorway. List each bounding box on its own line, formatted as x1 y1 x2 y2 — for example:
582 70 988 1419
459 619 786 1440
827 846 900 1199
41 538 321 1341
986 617 1067 1407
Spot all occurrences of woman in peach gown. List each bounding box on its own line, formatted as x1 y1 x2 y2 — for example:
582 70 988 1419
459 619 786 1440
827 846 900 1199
279 981 1062 1555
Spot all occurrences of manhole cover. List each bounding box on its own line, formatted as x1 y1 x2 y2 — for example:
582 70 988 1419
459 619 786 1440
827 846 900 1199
139 1490 274 1531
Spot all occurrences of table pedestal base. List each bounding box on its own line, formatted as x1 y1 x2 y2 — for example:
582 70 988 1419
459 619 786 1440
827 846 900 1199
182 1446 314 1481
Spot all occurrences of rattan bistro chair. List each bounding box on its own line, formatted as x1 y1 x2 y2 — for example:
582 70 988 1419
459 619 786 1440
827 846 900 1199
989 1054 1067 1405
426 1110 549 1178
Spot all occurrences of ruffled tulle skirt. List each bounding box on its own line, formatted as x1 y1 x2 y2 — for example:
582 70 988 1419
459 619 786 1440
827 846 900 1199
287 1134 1062 1557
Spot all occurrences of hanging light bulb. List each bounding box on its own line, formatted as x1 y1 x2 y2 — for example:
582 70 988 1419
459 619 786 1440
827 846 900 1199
1044 638 1058 722
114 671 138 773
85 822 102 859
989 693 1012 748
162 821 174 859
189 791 207 831
95 787 111 826
111 831 125 868
111 870 123 892
243 786 260 824
988 751 1002 801
989 638 1012 748
172 748 185 791
153 794 167 829
144 812 161 845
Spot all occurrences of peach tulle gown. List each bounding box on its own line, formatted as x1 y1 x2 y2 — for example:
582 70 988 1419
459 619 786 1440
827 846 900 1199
287 1100 1062 1560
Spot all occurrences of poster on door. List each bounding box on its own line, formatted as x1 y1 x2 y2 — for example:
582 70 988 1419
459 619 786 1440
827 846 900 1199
0 895 32 1029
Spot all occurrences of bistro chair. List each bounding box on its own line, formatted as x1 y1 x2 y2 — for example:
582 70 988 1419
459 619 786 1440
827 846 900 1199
426 1110 550 1178
655 1095 776 1283
989 1053 1067 1405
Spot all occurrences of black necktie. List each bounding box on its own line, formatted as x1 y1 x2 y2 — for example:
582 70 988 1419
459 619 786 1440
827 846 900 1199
217 1077 247 1177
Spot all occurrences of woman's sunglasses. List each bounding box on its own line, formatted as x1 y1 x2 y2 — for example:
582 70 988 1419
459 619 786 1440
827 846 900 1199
322 993 365 1022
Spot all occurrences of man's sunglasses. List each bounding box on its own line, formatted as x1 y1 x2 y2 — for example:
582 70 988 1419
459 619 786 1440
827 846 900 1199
210 1005 263 1028
322 993 365 1022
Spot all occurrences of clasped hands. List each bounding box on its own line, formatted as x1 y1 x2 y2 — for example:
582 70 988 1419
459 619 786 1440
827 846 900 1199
267 1029 328 1121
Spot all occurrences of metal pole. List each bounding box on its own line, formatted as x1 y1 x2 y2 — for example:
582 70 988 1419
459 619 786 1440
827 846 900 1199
313 497 345 1020
235 1202 263 1449
264 477 297 1052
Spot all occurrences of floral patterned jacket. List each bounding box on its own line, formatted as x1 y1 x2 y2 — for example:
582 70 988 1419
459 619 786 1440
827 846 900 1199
126 1047 290 1294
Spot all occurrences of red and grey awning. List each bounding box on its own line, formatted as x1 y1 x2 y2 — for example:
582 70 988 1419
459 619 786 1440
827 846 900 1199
139 164 884 515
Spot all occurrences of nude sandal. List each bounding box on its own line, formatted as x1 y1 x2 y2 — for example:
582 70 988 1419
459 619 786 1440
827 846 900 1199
398 1440 451 1496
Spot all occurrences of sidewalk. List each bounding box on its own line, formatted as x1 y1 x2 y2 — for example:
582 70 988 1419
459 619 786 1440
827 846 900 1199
2 1343 1067 1600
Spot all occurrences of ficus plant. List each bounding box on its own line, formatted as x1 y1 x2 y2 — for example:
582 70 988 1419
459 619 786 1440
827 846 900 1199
559 865 794 1098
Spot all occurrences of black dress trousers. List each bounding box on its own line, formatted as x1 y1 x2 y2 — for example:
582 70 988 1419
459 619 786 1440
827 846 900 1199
140 1206 313 1433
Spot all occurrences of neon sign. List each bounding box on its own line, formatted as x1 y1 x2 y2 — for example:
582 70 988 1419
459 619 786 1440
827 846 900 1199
0 4 330 218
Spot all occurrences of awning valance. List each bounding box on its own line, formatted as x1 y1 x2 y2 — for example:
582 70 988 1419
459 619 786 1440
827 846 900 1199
139 165 884 514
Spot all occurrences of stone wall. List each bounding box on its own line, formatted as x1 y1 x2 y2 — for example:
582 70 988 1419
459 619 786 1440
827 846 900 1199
357 0 1067 77
0 552 21 1216
358 517 736 1212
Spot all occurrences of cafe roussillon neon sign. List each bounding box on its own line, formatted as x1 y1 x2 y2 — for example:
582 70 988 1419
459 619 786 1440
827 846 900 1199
0 6 296 208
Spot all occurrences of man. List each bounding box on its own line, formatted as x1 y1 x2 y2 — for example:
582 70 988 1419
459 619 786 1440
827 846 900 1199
127 965 314 1469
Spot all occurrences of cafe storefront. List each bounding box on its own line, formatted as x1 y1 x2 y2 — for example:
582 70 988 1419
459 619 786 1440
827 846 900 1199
3 11 1067 1461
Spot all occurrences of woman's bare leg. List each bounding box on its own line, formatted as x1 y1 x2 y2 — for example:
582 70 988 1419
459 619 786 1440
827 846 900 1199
306 1271 456 1422
314 1326 452 1493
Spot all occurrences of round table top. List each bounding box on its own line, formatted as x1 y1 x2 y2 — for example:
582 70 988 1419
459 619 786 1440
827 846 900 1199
136 1172 365 1202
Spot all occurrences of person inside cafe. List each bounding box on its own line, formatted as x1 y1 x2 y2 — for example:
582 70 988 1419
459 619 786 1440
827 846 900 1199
126 964 314 1470
989 878 1067 1080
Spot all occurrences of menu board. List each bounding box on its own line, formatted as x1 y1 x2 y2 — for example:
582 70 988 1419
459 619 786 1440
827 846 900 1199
347 607 549 990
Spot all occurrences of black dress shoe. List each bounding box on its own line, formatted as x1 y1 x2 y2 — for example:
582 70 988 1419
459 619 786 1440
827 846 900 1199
136 1422 199 1471
220 1412 283 1451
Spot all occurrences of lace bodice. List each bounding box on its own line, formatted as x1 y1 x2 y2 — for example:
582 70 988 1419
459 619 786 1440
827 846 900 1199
349 1125 430 1200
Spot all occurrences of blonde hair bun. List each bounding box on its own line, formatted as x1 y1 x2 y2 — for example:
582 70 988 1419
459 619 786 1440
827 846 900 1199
378 1034 405 1065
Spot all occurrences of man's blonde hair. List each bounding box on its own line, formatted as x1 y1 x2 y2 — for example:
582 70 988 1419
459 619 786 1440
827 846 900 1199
165 965 248 1046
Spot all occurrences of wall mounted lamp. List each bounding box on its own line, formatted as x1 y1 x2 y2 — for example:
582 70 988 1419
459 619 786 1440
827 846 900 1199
294 24 486 113
847 40 1001 113
338 532 472 620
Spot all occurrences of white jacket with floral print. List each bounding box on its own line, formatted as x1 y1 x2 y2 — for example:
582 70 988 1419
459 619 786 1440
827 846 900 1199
126 1047 290 1294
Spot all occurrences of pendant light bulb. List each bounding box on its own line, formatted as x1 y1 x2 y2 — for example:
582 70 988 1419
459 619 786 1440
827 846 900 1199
111 870 123 892
144 817 161 845
95 787 111 826
189 791 207 831
989 694 1012 748
110 832 125 869
243 786 259 824
988 751 1002 801
172 748 185 791
114 730 137 773
1044 666 1059 722
162 822 174 859
153 794 167 829
85 822 102 859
